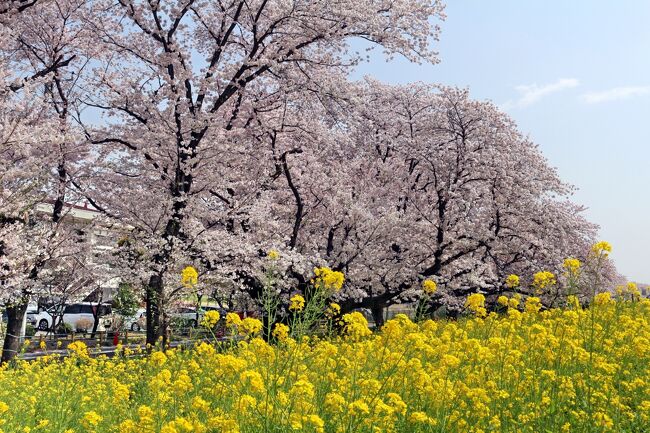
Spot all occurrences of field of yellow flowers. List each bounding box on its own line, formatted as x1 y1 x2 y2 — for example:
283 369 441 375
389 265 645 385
1 295 650 433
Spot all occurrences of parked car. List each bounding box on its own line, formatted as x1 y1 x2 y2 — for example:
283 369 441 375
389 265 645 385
201 305 227 314
28 302 112 332
125 308 146 332
101 307 147 332
27 306 51 331
24 303 39 321
170 306 203 328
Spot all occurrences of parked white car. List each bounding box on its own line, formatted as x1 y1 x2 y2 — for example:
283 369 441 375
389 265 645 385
101 307 146 332
104 307 208 332
27 303 112 332
170 306 203 328
125 308 146 332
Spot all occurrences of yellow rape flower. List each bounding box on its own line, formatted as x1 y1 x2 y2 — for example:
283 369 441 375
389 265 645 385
348 399 370 416
225 312 242 328
563 257 581 274
208 416 239 433
324 392 346 414
201 310 220 329
239 318 263 336
150 351 167 366
465 293 487 317
508 297 520 309
289 294 305 312
409 411 436 425
326 302 341 318
67 341 89 358
386 392 407 415
505 274 520 288
303 414 324 433
594 292 613 305
81 411 102 429
422 279 437 295
567 295 581 310
619 282 641 300
532 271 556 291
1 279 648 433
341 312 371 340
313 267 345 291
525 296 542 313
592 241 612 256
272 323 290 341
593 412 614 429
181 266 198 288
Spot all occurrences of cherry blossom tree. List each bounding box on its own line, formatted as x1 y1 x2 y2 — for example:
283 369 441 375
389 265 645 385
0 0 616 347
236 81 606 322
79 0 445 344
341 81 606 317
0 0 96 362
0 1 42 16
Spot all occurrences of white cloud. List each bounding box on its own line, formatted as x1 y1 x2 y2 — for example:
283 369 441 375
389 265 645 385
582 86 650 104
502 78 579 110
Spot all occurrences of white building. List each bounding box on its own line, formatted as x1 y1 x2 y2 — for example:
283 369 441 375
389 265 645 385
35 201 122 300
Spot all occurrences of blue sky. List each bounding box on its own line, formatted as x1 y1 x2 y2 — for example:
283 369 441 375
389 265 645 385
351 0 650 283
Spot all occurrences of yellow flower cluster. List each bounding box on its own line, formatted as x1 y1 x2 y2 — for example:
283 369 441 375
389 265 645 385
421 279 437 295
465 293 487 317
340 312 372 340
525 296 543 313
594 291 613 305
532 270 556 291
567 294 581 310
505 274 520 288
313 267 345 291
562 257 581 274
81 410 102 429
67 341 89 359
238 318 263 336
326 302 341 317
267 249 280 260
592 240 613 256
616 282 641 301
201 310 221 329
272 323 290 341
2 297 650 433
223 312 262 337
225 312 242 328
289 294 305 312
181 266 198 288
499 293 521 309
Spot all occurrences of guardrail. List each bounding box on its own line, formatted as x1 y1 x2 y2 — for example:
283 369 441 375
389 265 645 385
17 336 235 361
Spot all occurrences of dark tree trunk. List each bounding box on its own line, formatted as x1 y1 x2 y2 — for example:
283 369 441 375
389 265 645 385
195 294 203 324
339 290 399 316
52 313 64 335
371 305 385 329
1 302 28 364
90 312 100 339
146 274 165 347
90 298 103 339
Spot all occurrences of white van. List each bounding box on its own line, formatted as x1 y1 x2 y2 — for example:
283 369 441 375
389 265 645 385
28 303 112 332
